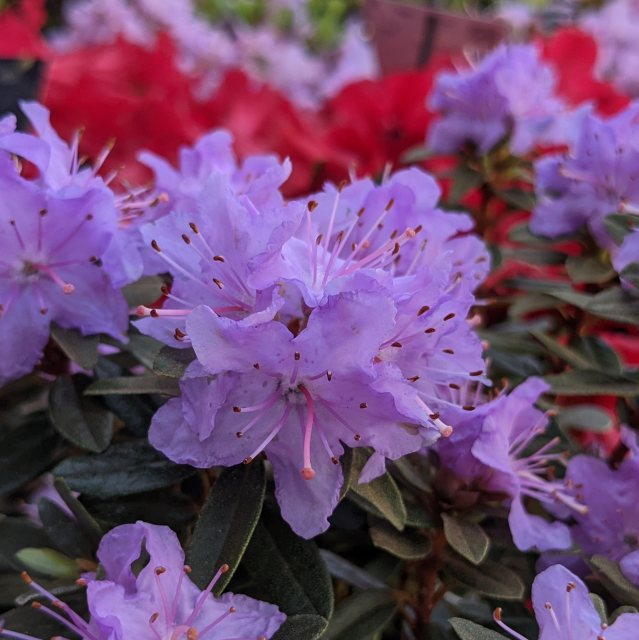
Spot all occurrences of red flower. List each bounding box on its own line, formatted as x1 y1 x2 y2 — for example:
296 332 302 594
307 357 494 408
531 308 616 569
201 70 339 197
0 0 48 59
41 35 210 186
541 27 629 116
322 56 452 182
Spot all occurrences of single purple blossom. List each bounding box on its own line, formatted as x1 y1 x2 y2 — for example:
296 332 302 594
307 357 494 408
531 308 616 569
531 103 639 248
428 44 571 156
0 521 285 639
134 173 302 347
436 378 581 551
566 453 639 586
150 290 439 538
494 564 639 639
0 170 127 385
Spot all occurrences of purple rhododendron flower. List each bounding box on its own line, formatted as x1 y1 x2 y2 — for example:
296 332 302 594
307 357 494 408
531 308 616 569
494 564 639 639
139 130 292 218
143 161 489 537
427 44 570 156
531 103 639 248
436 378 581 551
0 521 285 639
134 173 302 347
0 169 128 385
151 291 434 538
566 453 639 586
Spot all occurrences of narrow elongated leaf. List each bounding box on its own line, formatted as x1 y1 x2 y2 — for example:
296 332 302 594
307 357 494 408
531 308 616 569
442 514 490 566
38 499 94 559
344 449 407 531
322 589 397 640
557 405 613 433
122 275 165 307
319 549 386 589
272 614 327 640
242 506 333 619
591 556 639 609
444 555 525 600
54 442 194 498
370 518 431 560
15 548 78 579
545 370 639 397
566 255 615 284
153 346 196 378
123 333 164 370
84 375 180 396
0 420 59 495
187 463 266 594
49 376 113 452
450 618 508 640
53 478 103 547
50 325 99 369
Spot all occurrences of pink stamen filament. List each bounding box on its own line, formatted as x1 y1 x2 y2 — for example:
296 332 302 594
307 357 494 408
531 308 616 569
197 607 236 636
244 405 292 465
415 396 453 437
299 386 316 479
185 564 230 626
338 229 416 277
493 609 529 640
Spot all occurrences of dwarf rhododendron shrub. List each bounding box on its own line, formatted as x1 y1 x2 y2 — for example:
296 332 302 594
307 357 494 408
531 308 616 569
0 5 639 640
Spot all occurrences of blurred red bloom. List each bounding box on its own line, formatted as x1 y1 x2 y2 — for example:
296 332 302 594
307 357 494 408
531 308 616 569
321 57 452 182
541 27 630 116
0 0 47 58
41 34 208 186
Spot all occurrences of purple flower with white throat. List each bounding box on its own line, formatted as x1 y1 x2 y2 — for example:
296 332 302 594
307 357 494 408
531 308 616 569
531 103 639 249
150 291 431 538
436 378 582 551
493 564 639 640
427 44 569 156
0 521 285 640
565 453 639 586
134 173 302 348
0 170 127 385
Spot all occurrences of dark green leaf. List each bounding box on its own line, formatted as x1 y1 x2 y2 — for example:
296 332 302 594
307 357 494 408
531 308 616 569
322 589 397 640
0 517 50 572
590 593 607 622
610 605 639 623
370 517 431 560
604 213 639 244
449 166 483 203
319 549 386 589
54 441 194 498
53 478 103 547
442 514 490 565
344 449 407 531
153 346 196 378
545 369 639 397
49 376 114 452
450 618 508 640
444 555 525 600
122 275 165 307
123 333 164 370
242 506 333 619
272 614 327 640
591 556 639 608
531 331 593 369
84 375 180 396
557 405 613 433
496 189 534 211
573 336 623 374
15 548 78 579
38 499 94 558
621 263 639 289
566 255 615 284
0 420 59 495
187 463 266 595
50 325 99 369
